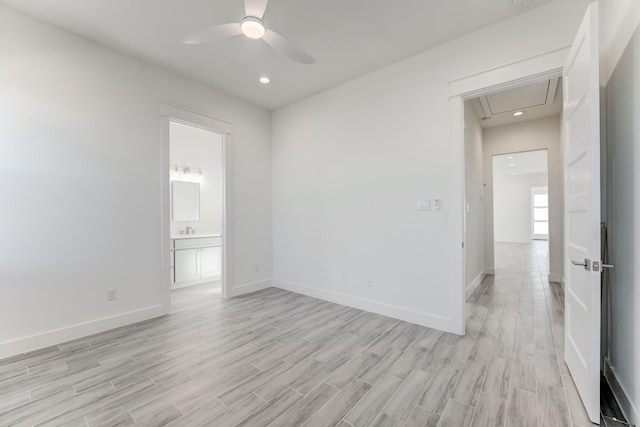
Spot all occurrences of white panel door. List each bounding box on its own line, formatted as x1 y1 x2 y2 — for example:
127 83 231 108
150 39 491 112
200 246 221 278
563 3 601 423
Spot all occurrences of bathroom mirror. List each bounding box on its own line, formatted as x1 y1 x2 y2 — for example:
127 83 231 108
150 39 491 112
172 181 200 221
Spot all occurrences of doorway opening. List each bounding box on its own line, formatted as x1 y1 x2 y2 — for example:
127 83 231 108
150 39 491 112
463 76 564 299
160 103 232 307
168 121 224 297
459 76 595 425
491 149 550 272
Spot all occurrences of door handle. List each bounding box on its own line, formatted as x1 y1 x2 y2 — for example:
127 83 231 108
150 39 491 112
571 258 591 271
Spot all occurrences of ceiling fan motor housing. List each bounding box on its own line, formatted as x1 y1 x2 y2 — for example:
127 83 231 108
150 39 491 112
240 16 266 39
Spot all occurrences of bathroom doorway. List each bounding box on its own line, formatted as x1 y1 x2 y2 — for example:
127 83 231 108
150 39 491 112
160 103 231 304
169 121 224 296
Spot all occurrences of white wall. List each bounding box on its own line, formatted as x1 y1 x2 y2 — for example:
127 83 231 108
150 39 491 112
464 103 485 292
600 0 640 84
169 122 223 236
493 172 547 243
602 6 640 423
0 6 272 358
483 116 562 280
272 0 589 333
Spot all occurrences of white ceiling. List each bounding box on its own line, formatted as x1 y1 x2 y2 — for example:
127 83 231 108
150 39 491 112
1 0 556 110
469 78 563 128
493 150 548 176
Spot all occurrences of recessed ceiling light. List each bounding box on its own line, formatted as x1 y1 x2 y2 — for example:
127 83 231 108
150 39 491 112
513 172 518 175
509 163 515 167
259 76 270 84
513 111 524 117
241 17 266 39
507 156 514 160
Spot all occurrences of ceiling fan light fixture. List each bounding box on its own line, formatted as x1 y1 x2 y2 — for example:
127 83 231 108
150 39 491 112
241 17 266 39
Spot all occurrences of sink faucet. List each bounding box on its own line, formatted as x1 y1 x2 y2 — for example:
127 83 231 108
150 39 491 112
186 226 193 234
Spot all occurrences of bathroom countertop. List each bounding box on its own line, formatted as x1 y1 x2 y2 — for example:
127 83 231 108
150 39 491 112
170 233 222 240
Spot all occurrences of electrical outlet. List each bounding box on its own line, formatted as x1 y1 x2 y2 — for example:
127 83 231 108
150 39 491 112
254 264 260 273
341 273 348 283
366 276 373 288
106 288 117 301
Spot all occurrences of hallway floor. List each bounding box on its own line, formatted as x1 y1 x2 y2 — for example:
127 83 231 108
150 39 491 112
467 241 594 426
0 242 597 426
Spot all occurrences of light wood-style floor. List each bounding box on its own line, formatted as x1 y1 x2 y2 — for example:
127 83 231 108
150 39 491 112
0 241 594 426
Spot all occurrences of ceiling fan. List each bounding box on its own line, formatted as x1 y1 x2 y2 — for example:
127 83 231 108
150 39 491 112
183 0 316 65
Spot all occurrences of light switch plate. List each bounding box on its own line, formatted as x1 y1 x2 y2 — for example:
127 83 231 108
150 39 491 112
418 200 430 211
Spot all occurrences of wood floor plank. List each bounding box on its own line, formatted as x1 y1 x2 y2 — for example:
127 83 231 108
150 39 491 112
326 352 380 389
534 350 563 387
417 366 461 415
470 393 506 427
383 369 430 422
404 405 440 427
451 360 487 407
236 388 303 426
370 412 403 427
217 360 292 406
505 387 538 427
537 381 572 427
509 354 536 393
291 355 350 396
345 374 402 427
165 398 227 427
270 383 340 427
437 399 475 427
202 393 266 427
305 380 372 427
255 357 321 402
482 357 510 399
357 348 403 385
386 345 427 380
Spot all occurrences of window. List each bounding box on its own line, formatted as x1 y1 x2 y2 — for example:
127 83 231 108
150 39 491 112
532 187 549 240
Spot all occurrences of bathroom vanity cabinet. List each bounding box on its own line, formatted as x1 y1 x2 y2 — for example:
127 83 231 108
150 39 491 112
170 235 221 288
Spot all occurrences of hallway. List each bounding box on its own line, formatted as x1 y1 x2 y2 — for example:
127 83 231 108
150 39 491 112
466 241 592 426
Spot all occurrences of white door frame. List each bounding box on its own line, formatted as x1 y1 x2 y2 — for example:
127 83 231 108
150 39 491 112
160 103 233 311
450 47 569 334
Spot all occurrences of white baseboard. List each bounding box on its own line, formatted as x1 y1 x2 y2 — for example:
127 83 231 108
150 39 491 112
486 268 496 275
273 279 455 334
0 304 166 361
227 279 272 298
171 276 221 290
605 358 639 425
548 273 562 283
466 269 486 295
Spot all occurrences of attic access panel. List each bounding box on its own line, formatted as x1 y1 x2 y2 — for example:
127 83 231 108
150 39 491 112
486 80 550 114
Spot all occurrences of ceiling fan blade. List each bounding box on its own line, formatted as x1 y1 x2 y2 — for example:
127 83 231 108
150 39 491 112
263 29 316 64
245 0 268 18
182 23 242 44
